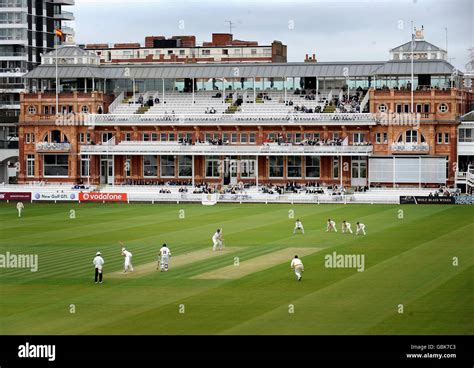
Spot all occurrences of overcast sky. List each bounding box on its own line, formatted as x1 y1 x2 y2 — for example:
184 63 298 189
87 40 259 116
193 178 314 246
71 0 472 70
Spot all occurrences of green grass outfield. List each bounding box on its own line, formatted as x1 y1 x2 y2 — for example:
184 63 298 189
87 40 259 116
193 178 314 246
0 202 473 335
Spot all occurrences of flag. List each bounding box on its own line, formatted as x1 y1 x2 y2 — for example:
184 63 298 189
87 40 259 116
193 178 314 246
54 28 64 39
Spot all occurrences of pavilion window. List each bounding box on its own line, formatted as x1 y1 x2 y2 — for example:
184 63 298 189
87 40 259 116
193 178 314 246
27 155 35 177
287 156 302 178
240 156 256 178
205 156 221 178
305 156 320 178
160 155 175 177
333 157 339 179
44 155 68 177
269 156 284 178
178 156 192 178
143 155 158 177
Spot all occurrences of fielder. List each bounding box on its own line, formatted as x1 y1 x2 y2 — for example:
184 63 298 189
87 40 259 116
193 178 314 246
290 255 304 281
327 219 337 232
356 222 366 235
294 219 305 235
93 251 104 284
212 229 223 252
120 244 134 272
158 243 171 272
16 201 24 218
342 220 353 234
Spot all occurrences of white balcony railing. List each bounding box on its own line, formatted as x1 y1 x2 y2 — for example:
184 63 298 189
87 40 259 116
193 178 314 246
80 141 373 156
85 113 377 126
36 142 71 152
391 143 430 152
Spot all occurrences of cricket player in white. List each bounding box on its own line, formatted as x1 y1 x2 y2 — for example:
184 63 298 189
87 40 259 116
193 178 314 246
121 247 134 272
212 229 223 252
327 219 337 232
158 243 171 272
356 222 366 235
16 202 24 218
93 251 104 284
342 220 353 234
290 255 304 281
294 219 305 235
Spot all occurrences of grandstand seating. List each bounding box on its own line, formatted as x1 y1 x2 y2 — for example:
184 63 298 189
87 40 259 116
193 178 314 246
106 89 368 117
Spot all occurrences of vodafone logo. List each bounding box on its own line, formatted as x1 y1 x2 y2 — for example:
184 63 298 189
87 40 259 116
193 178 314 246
79 192 127 202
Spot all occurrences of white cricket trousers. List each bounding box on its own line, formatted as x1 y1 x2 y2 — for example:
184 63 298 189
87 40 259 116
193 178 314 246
124 258 133 272
294 265 304 280
213 240 222 251
343 225 353 234
160 256 169 270
357 228 366 235
294 226 304 234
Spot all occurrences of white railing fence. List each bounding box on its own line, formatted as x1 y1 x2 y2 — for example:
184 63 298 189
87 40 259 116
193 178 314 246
108 91 125 114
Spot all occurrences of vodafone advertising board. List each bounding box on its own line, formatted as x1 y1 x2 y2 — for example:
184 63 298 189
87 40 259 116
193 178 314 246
79 192 128 202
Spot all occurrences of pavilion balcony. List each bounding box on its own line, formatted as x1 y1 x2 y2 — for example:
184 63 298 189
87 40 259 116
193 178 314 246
80 141 374 156
390 142 429 153
84 113 377 127
36 142 71 153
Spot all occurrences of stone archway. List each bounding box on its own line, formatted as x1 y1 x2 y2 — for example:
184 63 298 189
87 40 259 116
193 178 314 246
0 155 19 184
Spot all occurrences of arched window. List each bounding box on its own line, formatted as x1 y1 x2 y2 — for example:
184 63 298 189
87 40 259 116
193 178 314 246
81 105 89 113
43 130 69 143
396 130 425 144
405 130 418 143
27 105 36 115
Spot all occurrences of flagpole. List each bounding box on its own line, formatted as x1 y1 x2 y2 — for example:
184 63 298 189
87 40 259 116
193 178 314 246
411 21 414 114
55 32 59 116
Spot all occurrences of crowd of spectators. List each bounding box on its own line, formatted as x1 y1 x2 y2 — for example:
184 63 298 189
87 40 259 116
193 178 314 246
265 133 345 146
122 179 192 186
429 186 460 197
336 92 362 113
293 104 323 114
192 182 217 194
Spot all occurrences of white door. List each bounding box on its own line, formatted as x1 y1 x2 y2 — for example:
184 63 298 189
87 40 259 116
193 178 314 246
351 156 368 187
107 157 114 185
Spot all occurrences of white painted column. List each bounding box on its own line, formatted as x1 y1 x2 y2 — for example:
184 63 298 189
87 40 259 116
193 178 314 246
253 77 256 102
162 78 165 102
316 78 319 101
132 78 136 103
192 78 195 105
255 156 259 189
222 79 225 104
340 155 343 187
192 155 195 187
